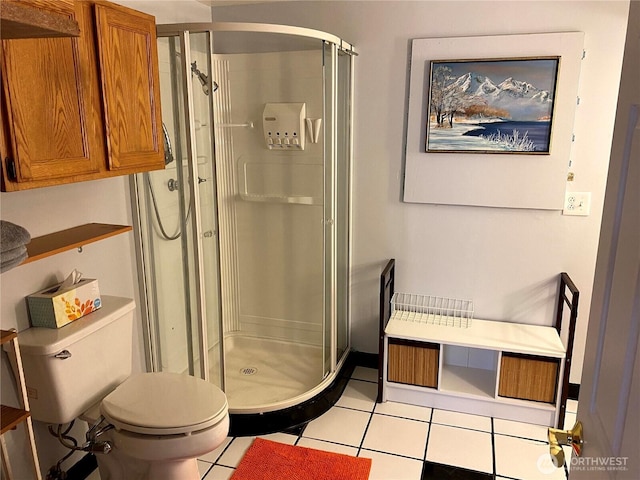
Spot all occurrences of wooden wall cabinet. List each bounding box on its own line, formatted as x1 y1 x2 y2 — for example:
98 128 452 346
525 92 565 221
0 0 165 192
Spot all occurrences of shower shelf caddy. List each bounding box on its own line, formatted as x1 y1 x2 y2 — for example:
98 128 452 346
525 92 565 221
377 259 579 428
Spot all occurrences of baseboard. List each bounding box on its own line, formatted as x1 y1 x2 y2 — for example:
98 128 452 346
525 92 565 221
350 351 378 369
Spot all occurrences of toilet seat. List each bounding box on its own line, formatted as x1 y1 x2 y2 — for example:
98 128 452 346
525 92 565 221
101 372 228 436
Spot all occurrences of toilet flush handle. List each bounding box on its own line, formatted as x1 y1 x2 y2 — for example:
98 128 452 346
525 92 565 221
54 350 72 359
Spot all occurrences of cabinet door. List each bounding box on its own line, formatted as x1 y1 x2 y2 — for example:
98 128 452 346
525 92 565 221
94 2 164 173
498 353 559 403
388 339 439 388
0 2 104 189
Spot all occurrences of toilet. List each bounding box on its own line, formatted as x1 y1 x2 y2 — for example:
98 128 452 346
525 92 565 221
11 295 229 480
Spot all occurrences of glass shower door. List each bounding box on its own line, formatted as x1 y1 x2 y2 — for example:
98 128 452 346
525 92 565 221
134 32 224 388
211 28 330 408
138 22 353 414
323 41 352 375
335 48 353 363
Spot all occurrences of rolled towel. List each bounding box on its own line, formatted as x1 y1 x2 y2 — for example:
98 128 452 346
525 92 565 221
1 220 31 252
1 248 28 273
1 244 27 263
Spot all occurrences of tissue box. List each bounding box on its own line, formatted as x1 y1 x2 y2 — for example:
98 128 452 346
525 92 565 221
27 279 101 328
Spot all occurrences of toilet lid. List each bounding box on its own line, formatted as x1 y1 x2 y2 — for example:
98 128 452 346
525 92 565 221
101 372 228 435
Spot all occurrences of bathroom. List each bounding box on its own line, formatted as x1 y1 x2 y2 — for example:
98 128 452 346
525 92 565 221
0 0 635 479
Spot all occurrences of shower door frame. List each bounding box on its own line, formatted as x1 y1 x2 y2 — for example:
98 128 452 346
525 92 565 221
132 28 224 386
137 22 355 412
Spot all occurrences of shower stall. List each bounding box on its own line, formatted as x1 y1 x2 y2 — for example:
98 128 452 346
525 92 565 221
131 23 354 428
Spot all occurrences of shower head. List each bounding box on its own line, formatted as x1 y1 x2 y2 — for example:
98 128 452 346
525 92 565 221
190 61 218 95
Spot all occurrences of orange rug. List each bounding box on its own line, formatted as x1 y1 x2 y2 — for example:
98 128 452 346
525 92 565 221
230 438 372 480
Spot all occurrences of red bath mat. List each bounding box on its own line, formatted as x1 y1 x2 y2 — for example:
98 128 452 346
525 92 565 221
231 438 372 480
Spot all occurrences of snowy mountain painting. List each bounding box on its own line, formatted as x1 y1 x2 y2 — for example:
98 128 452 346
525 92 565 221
426 57 559 153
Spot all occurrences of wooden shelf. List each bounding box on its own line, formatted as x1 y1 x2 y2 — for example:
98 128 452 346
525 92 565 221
0 1 80 39
0 405 30 435
22 223 132 265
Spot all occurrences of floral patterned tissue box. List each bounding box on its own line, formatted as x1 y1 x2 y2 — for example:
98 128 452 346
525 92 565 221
27 279 101 328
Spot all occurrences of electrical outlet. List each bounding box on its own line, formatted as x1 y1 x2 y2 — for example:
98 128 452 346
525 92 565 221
563 192 591 216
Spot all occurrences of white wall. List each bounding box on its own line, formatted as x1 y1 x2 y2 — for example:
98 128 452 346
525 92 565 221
0 1 211 477
211 0 630 384
0 0 629 475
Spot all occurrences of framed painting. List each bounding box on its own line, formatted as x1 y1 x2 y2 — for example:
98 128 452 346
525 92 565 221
403 32 584 209
426 57 560 154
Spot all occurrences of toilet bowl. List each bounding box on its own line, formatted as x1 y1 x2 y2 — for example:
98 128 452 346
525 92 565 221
10 296 229 480
85 372 229 480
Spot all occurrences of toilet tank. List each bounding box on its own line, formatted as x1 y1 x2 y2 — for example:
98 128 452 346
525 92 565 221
11 296 135 424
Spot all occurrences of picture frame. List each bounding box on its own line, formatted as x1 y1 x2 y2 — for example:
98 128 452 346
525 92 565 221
403 33 584 210
426 57 560 154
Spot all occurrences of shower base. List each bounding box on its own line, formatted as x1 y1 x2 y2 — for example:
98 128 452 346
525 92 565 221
211 335 325 413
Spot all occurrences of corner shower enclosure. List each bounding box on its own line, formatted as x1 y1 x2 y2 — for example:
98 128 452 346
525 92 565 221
131 23 354 421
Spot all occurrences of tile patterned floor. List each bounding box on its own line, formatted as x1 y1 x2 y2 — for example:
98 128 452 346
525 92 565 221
195 366 577 480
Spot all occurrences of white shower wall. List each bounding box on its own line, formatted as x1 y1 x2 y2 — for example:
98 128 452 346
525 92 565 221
149 42 332 375
215 48 326 346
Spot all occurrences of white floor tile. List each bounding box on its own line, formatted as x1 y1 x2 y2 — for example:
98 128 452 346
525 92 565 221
202 465 235 480
198 460 213 478
296 438 359 456
493 417 549 442
431 409 492 432
260 432 299 445
303 406 371 447
426 424 493 474
216 437 255 468
360 450 424 480
352 366 379 383
216 433 297 468
198 437 232 463
335 379 378 411
494 434 566 480
87 362 577 480
564 411 577 429
362 414 429 460
374 400 432 421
